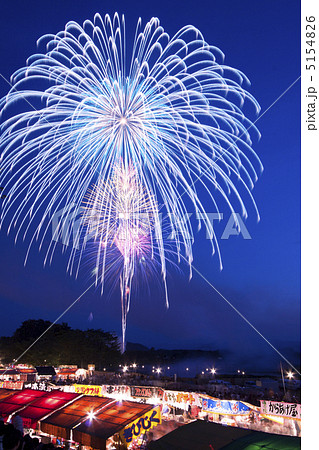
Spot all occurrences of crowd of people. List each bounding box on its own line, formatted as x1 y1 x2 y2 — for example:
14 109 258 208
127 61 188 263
206 384 301 406
0 420 56 450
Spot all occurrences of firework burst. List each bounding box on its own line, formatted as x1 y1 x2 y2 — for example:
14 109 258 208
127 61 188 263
0 13 262 349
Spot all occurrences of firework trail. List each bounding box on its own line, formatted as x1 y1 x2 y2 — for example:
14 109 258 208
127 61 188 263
82 163 157 350
0 13 262 350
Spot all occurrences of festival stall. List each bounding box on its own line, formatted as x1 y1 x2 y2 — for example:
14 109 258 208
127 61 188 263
147 420 301 450
201 396 252 415
18 368 37 383
200 395 257 427
147 419 253 449
56 368 78 381
0 388 48 421
72 401 161 449
60 384 301 436
40 393 162 449
0 369 21 382
260 400 301 421
0 388 15 402
119 405 161 449
40 395 116 440
162 390 202 419
259 400 301 436
12 390 81 429
35 366 56 381
0 388 162 448
220 430 301 449
130 386 163 404
0 385 301 444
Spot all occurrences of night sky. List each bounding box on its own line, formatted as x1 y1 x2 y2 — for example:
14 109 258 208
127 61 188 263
0 0 300 372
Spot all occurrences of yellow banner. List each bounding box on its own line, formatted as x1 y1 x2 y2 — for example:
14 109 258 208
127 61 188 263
73 384 102 396
120 406 161 445
0 381 24 390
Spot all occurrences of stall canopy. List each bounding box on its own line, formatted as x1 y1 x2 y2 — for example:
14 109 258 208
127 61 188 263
73 400 154 449
19 369 37 374
147 421 301 450
220 431 301 449
40 396 116 440
147 420 253 450
0 389 15 402
0 389 47 420
57 368 78 377
35 366 56 377
0 369 20 377
15 390 81 429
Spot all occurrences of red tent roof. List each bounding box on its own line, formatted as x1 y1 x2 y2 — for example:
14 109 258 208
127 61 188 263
56 369 78 377
16 390 81 429
0 389 47 420
19 368 37 374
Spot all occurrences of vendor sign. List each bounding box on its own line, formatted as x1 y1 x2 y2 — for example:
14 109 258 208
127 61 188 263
130 386 163 400
260 400 301 419
0 381 23 390
62 385 75 393
73 384 102 396
102 384 131 399
130 386 153 399
24 382 52 392
163 390 201 409
201 397 251 415
120 406 161 446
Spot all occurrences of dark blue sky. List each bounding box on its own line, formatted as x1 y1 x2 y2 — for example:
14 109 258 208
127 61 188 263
0 0 300 371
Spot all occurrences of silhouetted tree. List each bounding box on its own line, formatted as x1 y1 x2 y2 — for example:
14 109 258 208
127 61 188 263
0 319 120 368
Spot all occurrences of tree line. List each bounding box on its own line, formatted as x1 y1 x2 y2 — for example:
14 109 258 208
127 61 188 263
0 319 121 369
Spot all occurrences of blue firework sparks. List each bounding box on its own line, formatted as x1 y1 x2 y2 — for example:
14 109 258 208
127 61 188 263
0 13 262 350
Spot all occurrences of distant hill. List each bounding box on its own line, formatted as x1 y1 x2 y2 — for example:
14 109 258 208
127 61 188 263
124 344 222 365
125 342 150 351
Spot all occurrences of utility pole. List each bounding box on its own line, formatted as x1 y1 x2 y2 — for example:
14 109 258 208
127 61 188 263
280 362 286 396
